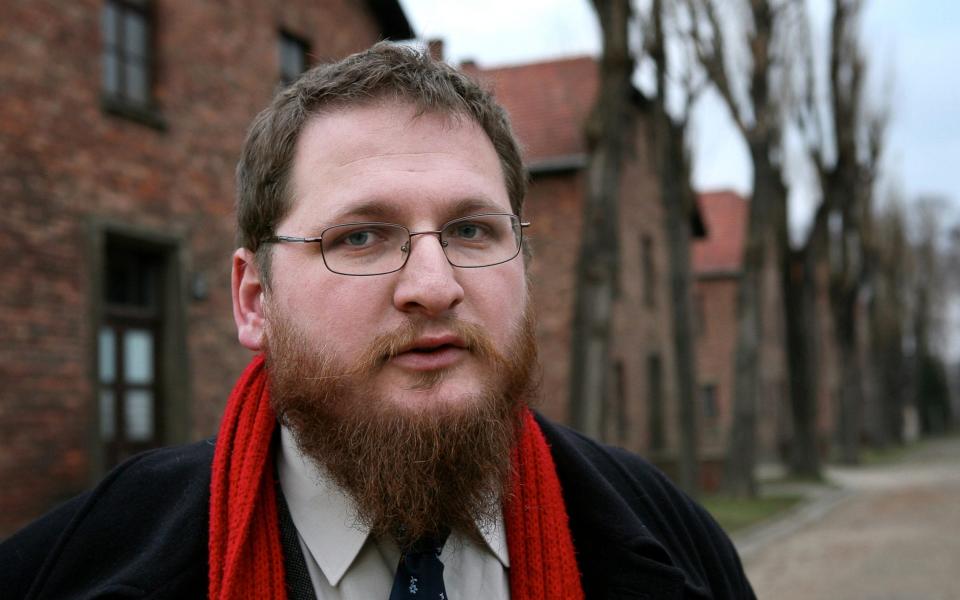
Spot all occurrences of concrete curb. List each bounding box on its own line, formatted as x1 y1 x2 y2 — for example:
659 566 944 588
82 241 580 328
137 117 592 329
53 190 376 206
732 483 854 563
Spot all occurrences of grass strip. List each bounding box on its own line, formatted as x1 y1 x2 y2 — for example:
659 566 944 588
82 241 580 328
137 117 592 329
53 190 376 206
701 494 803 533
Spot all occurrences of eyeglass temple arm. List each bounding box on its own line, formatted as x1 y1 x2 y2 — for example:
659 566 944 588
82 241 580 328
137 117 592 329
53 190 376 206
264 235 323 244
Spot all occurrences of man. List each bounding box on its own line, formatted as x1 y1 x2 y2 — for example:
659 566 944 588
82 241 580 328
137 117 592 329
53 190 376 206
1 43 754 599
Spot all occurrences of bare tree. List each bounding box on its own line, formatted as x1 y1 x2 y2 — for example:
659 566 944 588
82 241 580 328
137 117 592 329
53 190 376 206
570 0 635 437
802 0 886 464
781 206 828 477
690 0 800 497
907 197 955 436
648 0 703 496
868 200 910 446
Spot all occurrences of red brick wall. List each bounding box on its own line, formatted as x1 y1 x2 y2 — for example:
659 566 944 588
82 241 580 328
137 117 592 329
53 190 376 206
525 172 584 424
0 0 386 536
694 276 739 452
610 120 678 456
523 115 675 456
693 228 788 463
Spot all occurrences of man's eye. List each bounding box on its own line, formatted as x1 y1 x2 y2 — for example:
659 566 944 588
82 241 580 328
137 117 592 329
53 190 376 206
345 231 374 246
450 222 488 240
331 228 384 249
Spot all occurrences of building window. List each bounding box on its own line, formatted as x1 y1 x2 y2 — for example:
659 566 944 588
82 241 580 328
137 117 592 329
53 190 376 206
98 240 165 467
700 384 718 420
605 361 629 444
279 31 310 86
102 1 152 108
647 354 664 451
641 234 656 308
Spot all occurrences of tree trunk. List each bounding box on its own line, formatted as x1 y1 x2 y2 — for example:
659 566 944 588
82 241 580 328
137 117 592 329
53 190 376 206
835 309 863 463
570 0 633 437
819 0 881 464
662 134 700 497
779 192 828 478
650 0 700 496
781 245 823 477
688 0 788 498
870 292 904 446
825 190 866 465
723 143 783 498
867 293 903 448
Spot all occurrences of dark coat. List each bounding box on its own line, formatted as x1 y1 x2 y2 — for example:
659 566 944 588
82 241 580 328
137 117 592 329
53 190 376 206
1 414 755 599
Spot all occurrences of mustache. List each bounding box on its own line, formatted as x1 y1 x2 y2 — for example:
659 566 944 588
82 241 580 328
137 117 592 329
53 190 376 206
294 318 500 382
360 318 498 367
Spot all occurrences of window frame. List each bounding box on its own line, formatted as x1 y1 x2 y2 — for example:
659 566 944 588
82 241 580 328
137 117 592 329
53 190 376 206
641 234 656 308
99 241 165 467
89 224 189 478
100 0 165 128
278 30 311 87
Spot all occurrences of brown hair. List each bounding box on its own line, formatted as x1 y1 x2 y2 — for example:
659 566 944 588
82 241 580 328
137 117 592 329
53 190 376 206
236 42 527 283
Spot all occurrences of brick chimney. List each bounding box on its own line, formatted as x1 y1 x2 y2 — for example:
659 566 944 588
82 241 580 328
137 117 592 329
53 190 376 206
427 38 444 61
459 59 479 78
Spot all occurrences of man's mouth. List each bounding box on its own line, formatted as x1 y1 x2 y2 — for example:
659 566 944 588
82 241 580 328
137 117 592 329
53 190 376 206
390 334 468 371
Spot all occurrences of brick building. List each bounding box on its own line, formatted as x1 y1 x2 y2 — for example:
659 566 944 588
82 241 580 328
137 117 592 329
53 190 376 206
468 57 699 461
0 0 411 536
692 191 792 465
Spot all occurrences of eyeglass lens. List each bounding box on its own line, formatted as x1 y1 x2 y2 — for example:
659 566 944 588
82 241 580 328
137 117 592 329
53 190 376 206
321 214 521 275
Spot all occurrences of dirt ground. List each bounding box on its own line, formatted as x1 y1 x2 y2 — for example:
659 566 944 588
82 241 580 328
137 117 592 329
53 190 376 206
740 436 960 600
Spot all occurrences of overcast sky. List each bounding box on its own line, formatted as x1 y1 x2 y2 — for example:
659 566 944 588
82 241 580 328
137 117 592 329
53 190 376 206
399 0 960 236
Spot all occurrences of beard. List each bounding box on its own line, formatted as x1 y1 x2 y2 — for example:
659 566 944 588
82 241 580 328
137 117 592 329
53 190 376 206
264 305 539 550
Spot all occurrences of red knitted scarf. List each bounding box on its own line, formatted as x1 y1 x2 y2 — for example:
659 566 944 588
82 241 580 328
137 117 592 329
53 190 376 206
209 355 583 600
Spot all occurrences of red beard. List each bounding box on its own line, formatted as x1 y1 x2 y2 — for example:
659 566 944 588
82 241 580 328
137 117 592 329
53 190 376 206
264 306 539 549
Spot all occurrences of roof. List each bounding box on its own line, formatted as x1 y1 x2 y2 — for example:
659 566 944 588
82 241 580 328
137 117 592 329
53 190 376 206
467 56 706 236
692 191 748 274
466 56 599 167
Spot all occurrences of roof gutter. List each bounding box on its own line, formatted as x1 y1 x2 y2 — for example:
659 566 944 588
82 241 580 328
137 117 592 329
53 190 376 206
527 153 588 176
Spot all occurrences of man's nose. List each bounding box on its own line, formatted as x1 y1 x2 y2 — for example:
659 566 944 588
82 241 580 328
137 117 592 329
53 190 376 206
392 234 464 317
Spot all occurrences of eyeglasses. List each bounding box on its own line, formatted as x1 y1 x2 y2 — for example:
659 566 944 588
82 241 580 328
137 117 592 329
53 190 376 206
261 213 530 276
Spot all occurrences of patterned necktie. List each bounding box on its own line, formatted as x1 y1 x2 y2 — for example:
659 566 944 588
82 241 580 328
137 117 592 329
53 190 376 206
388 530 450 600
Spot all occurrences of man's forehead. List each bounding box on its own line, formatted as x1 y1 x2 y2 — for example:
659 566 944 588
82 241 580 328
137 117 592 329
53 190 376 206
285 103 511 230
299 100 471 151
323 197 509 224
294 104 489 166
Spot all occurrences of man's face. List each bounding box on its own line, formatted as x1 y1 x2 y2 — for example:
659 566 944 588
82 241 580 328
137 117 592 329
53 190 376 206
231 101 535 543
253 102 528 410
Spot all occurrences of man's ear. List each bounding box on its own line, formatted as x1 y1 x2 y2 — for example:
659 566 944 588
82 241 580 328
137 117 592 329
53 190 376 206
232 248 266 351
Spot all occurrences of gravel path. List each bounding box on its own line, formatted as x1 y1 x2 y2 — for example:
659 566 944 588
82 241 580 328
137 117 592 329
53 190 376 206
739 436 960 600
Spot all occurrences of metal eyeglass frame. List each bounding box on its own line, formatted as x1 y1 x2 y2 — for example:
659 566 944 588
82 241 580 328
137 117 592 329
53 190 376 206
259 212 531 276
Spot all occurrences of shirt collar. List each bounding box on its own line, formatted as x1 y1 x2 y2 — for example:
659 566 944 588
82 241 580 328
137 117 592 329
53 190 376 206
277 426 509 586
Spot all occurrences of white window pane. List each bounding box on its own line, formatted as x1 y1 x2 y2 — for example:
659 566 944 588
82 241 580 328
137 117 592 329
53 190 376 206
102 3 118 47
99 327 116 383
124 390 154 441
100 389 116 441
281 40 302 73
124 61 148 104
103 53 119 95
124 329 153 384
279 36 306 83
123 10 147 58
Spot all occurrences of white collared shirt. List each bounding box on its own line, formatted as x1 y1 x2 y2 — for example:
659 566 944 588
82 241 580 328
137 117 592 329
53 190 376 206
277 427 511 599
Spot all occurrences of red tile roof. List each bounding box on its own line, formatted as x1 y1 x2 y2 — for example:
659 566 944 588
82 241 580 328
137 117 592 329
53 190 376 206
464 56 598 164
692 191 748 274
